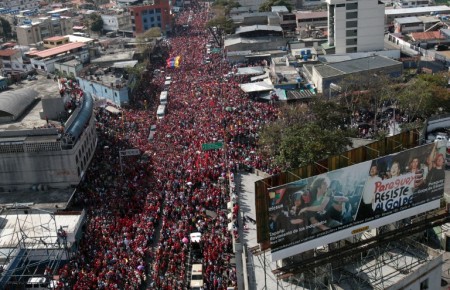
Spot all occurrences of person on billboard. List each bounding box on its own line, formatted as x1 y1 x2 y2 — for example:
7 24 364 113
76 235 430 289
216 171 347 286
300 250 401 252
426 153 445 185
299 176 341 233
388 161 402 178
356 162 382 221
408 157 427 190
289 190 308 226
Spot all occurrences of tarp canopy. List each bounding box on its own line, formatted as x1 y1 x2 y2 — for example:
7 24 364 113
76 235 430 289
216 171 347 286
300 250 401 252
236 66 264 75
105 106 121 114
239 79 273 93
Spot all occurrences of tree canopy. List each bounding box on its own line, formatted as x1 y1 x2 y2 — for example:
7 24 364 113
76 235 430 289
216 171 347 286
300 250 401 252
206 16 236 34
258 101 353 170
259 0 292 12
89 13 103 33
0 17 12 38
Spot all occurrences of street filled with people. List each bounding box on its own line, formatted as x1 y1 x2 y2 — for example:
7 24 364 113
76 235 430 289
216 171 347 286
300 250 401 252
56 2 281 290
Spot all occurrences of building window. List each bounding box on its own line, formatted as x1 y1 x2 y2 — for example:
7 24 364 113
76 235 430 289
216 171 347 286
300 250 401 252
346 47 357 53
143 18 147 23
336 3 345 7
346 38 357 45
157 16 161 21
346 29 357 37
105 89 107 93
420 279 429 290
156 8 161 13
346 11 357 19
346 20 357 28
346 2 358 10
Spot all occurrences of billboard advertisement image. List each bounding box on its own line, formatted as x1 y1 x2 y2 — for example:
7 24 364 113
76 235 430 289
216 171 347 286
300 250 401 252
267 143 445 261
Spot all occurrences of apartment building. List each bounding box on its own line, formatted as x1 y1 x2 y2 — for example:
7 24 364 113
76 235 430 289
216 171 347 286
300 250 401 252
129 0 171 35
101 11 132 32
326 0 384 54
16 16 73 46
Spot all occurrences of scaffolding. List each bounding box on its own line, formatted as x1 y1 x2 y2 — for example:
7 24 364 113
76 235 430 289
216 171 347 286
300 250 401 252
257 208 449 290
0 204 73 288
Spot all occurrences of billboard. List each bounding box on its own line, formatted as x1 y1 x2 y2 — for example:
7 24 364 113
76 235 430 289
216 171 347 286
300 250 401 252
267 143 445 261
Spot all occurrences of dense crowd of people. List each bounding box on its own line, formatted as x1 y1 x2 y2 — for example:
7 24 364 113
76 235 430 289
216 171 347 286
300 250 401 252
54 2 282 290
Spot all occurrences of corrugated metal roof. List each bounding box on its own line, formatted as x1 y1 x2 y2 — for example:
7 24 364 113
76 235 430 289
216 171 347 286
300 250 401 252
385 5 450 15
236 66 265 75
43 36 68 42
410 31 445 41
235 25 283 34
0 49 18 57
329 55 401 74
28 42 86 58
0 88 38 119
395 16 421 24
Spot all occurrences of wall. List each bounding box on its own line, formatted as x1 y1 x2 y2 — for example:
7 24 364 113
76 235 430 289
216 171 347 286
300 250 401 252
0 115 97 191
77 78 130 106
130 0 171 35
102 15 120 31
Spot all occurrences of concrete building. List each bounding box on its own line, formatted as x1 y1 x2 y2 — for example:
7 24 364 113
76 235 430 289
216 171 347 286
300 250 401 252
43 36 70 48
27 42 89 73
0 49 34 77
393 16 440 33
296 10 328 32
385 5 450 26
77 61 136 106
0 87 97 191
301 55 402 93
101 11 132 32
129 0 171 35
54 59 83 78
16 16 73 46
393 0 433 9
230 12 280 26
325 0 384 54
0 0 39 10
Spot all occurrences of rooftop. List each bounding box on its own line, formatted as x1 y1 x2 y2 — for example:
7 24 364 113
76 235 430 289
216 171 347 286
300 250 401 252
410 30 445 41
295 11 327 19
91 51 135 64
28 42 86 59
235 25 283 34
394 16 421 24
43 36 68 42
0 76 60 131
385 5 450 15
0 49 18 57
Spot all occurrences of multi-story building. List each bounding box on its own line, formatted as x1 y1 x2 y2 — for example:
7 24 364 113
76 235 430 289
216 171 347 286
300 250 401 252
0 0 39 11
0 88 97 191
101 10 132 32
129 0 171 35
16 16 73 46
27 42 89 73
325 0 384 54
77 61 136 106
0 49 34 76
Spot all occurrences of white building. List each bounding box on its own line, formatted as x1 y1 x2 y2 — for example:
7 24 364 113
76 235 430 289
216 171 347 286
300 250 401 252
0 49 34 77
325 0 384 54
101 12 132 32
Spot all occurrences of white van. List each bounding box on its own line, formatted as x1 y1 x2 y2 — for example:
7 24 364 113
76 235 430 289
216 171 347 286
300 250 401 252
164 80 171 89
190 264 203 290
26 277 57 289
157 105 166 120
160 91 168 105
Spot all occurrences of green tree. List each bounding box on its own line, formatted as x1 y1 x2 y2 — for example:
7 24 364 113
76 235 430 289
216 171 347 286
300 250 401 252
397 73 450 120
258 103 352 170
89 13 103 33
0 17 12 38
259 0 292 12
206 16 236 34
212 0 240 15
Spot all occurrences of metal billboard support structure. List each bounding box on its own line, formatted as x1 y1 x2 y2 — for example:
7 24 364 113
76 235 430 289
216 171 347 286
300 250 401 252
256 208 448 290
0 205 71 288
